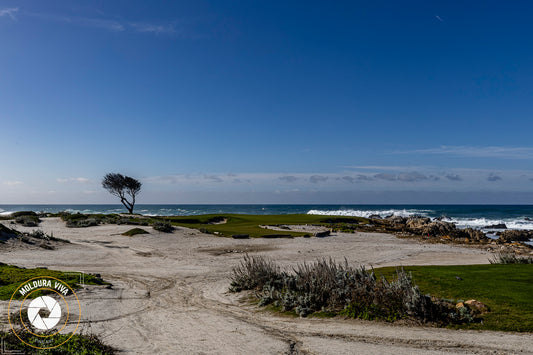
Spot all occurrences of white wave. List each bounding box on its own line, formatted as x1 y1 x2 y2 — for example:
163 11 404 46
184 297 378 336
307 209 428 218
0 211 14 216
442 217 533 231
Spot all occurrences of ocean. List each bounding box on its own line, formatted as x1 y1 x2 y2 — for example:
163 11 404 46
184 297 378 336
1 204 533 232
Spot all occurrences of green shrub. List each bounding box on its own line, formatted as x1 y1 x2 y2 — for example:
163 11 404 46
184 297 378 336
15 215 40 227
153 222 174 233
489 252 533 264
122 228 149 236
0 329 116 354
230 256 473 323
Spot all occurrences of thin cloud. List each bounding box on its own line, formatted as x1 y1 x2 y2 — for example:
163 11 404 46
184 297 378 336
130 22 175 34
26 12 124 31
397 172 428 182
344 165 421 171
435 15 444 23
445 173 463 181
409 146 533 159
309 175 328 184
57 177 91 184
488 173 503 182
204 175 223 183
279 176 298 183
0 7 18 20
339 175 374 183
3 180 23 186
374 173 397 181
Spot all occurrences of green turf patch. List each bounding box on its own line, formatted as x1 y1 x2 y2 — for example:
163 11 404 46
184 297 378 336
375 264 533 332
164 214 366 238
0 264 109 300
122 228 149 236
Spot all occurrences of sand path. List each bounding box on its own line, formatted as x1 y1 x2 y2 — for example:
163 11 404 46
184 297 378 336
1 218 532 354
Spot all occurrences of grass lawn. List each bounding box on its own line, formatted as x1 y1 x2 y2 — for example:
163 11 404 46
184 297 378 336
0 264 108 300
376 264 533 332
164 213 366 238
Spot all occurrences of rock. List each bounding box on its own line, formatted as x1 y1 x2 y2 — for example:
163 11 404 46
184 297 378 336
499 230 533 243
465 299 490 315
386 215 407 225
455 302 465 309
462 228 487 242
483 223 507 229
406 217 431 229
313 230 331 238
368 214 382 219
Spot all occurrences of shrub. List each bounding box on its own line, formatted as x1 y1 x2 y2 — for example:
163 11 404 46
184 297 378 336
27 229 70 243
152 222 174 233
122 228 149 236
66 218 99 228
15 215 40 227
489 252 533 264
229 254 282 292
230 256 473 323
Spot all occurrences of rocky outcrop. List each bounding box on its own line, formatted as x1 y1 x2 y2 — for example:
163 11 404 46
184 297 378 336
367 216 489 243
483 223 507 229
465 300 490 315
461 228 487 242
498 230 533 243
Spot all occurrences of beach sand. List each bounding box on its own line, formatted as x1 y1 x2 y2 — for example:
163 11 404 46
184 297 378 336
1 217 532 354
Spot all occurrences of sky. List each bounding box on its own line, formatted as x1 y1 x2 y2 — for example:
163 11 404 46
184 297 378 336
1 0 533 204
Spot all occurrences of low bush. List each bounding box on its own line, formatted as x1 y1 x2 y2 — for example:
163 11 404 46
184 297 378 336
152 222 174 233
122 228 149 236
27 229 70 243
230 256 474 324
1 329 116 354
489 252 533 264
15 215 40 227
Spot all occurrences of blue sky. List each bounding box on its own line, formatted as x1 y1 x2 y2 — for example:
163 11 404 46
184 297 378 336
1 0 533 204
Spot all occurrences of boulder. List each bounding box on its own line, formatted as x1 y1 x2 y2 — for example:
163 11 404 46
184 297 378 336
465 299 490 315
499 230 533 243
483 223 507 229
462 228 487 242
314 230 331 238
406 217 431 229
386 215 407 225
368 214 382 219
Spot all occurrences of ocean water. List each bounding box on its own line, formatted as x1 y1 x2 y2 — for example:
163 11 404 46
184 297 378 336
1 204 533 232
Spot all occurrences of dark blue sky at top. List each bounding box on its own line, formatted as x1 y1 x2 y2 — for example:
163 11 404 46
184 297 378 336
1 0 533 203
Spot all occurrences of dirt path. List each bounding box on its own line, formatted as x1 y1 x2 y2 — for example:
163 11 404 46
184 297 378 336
1 218 532 354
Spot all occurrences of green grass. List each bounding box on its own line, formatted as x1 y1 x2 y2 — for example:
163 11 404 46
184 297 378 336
164 214 367 238
376 264 533 332
122 228 149 236
0 331 116 354
0 264 108 300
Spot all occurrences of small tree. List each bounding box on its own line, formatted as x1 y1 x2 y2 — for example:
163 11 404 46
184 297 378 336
102 173 142 214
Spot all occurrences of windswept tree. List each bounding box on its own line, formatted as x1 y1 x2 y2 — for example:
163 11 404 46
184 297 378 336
102 173 142 214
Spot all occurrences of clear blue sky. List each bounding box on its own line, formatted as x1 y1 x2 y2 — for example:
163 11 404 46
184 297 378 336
1 0 533 204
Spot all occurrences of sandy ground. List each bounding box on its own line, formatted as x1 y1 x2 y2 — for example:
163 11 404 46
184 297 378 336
1 218 532 354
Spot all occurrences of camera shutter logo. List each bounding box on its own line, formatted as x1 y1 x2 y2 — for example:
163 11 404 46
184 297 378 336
27 295 62 330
